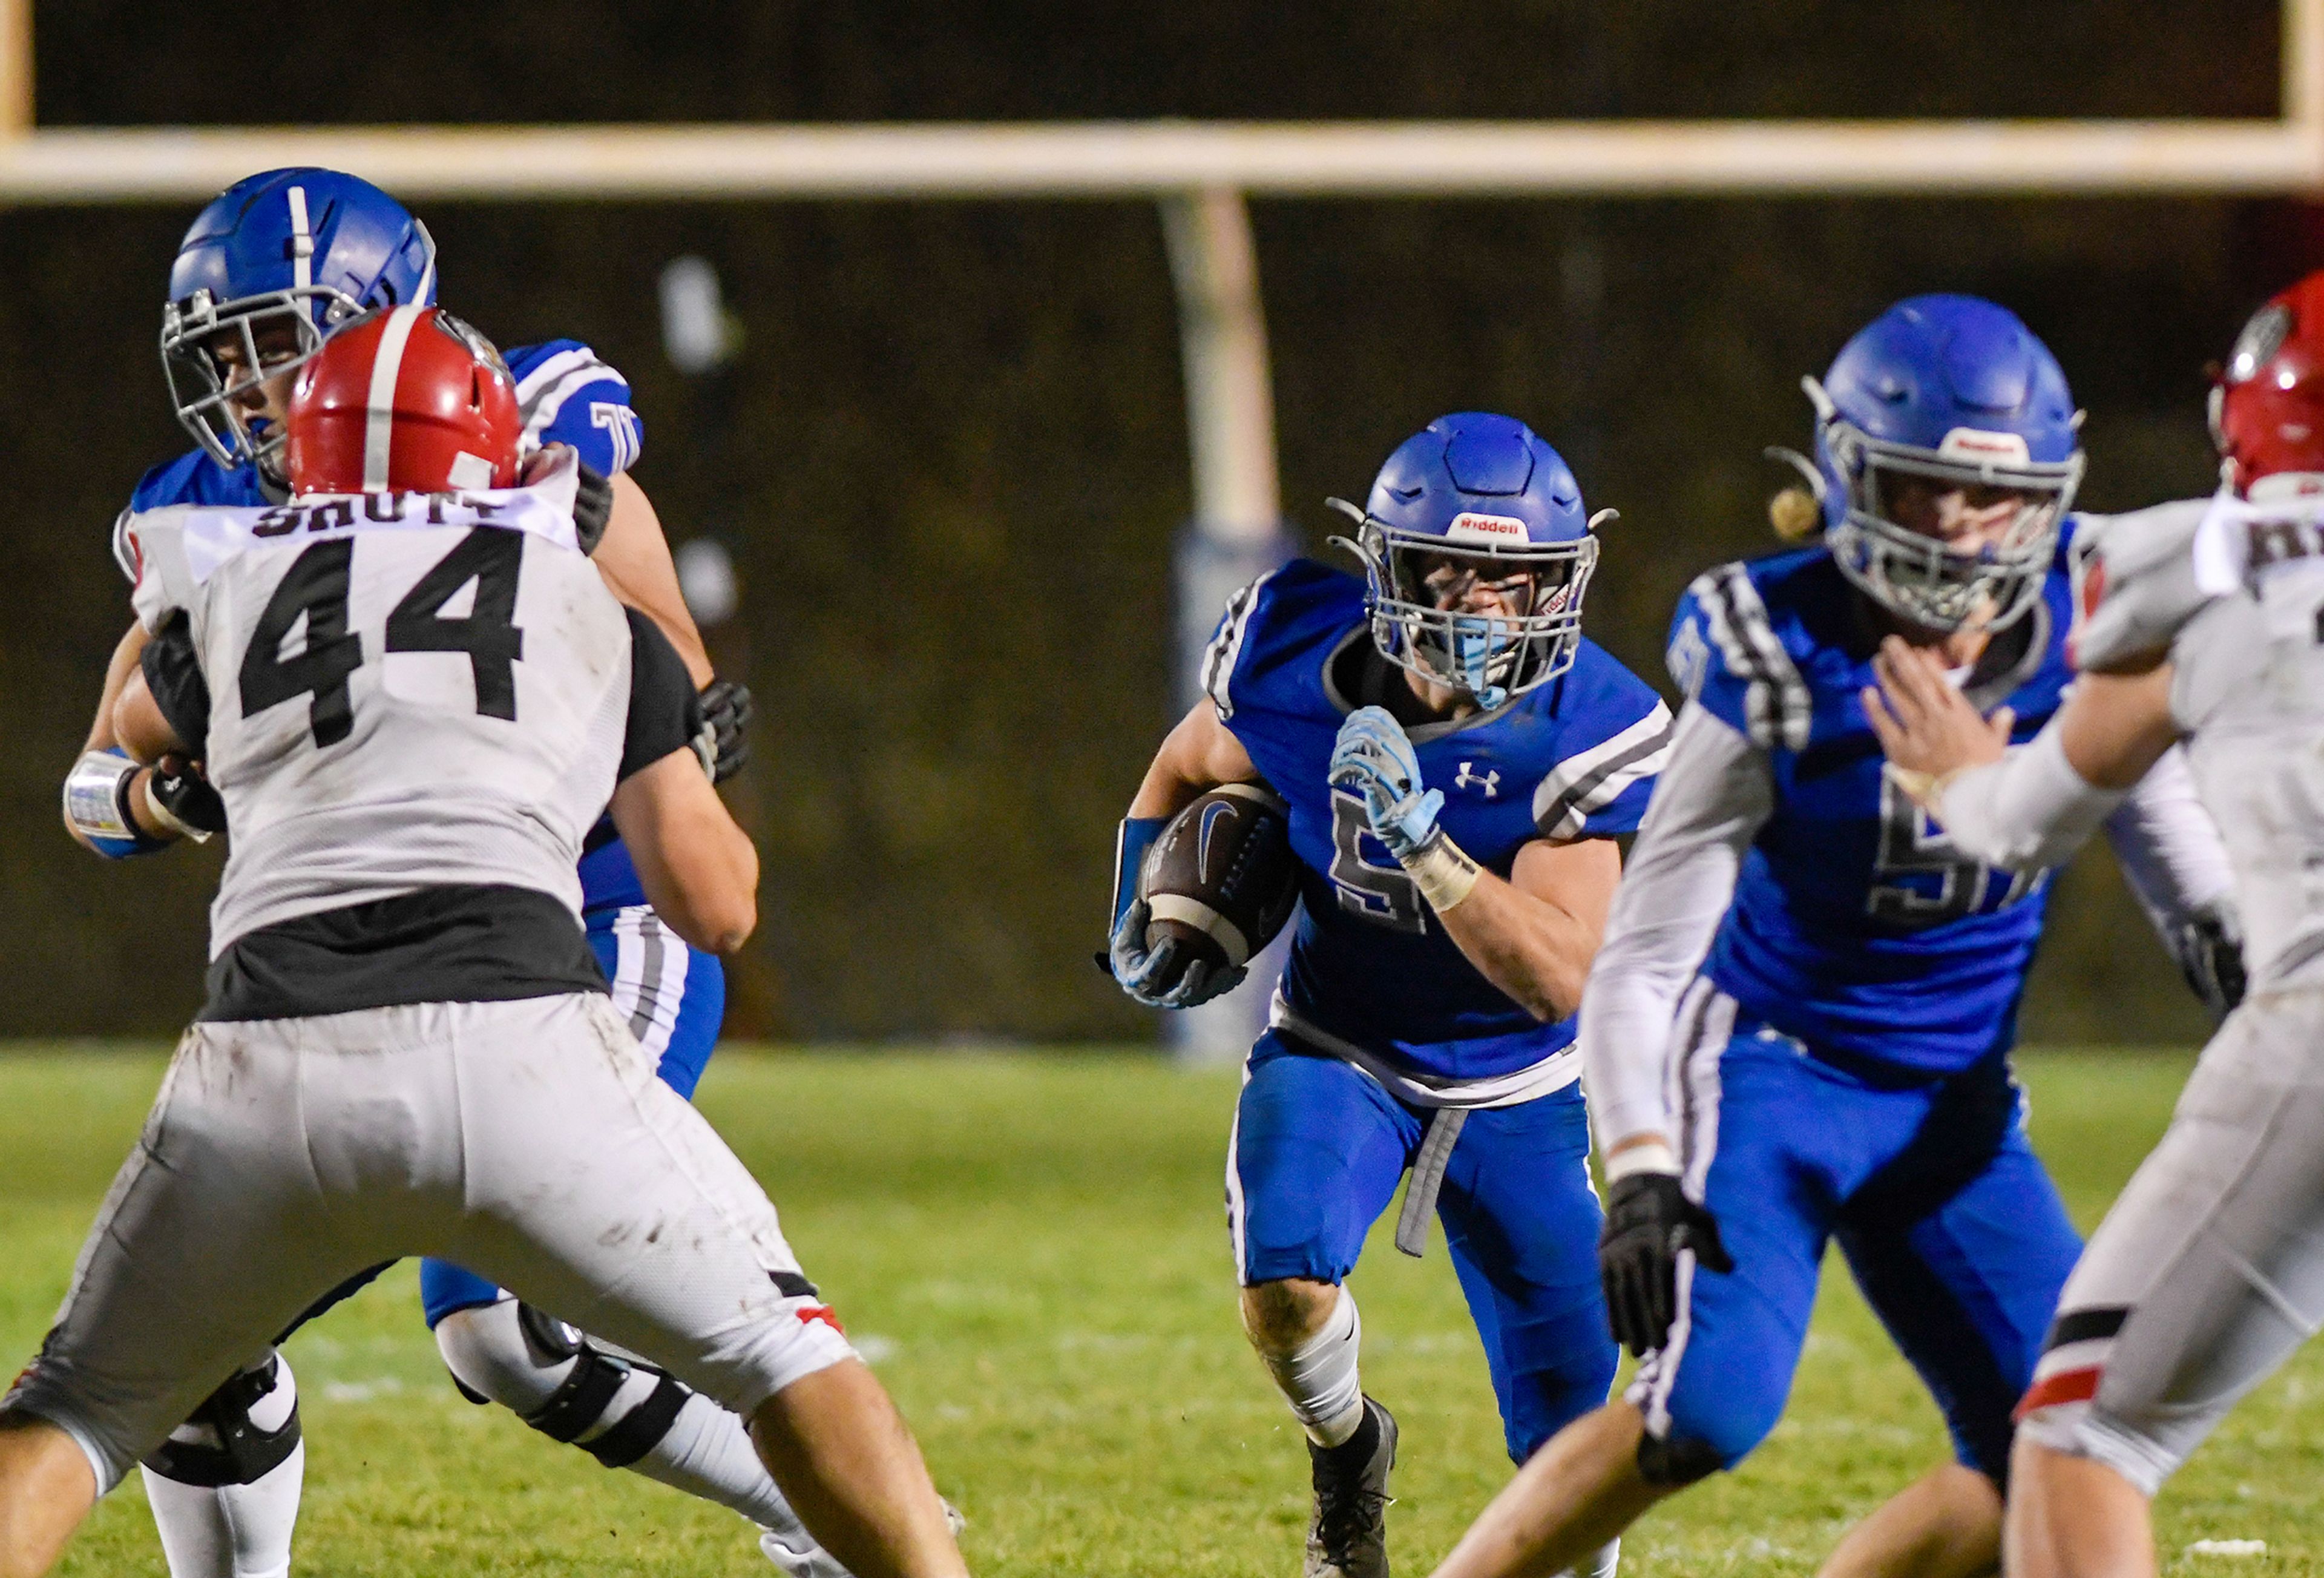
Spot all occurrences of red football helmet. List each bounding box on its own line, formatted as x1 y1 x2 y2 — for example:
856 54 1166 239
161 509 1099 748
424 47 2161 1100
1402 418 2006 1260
2213 271 2324 492
283 305 521 494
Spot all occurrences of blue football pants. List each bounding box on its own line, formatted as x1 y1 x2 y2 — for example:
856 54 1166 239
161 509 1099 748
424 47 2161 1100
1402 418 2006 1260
1230 1030 1617 1462
1627 988 2083 1484
416 904 726 1327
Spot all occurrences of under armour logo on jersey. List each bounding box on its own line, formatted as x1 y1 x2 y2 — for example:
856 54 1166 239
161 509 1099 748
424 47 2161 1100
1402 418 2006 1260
1454 762 1500 797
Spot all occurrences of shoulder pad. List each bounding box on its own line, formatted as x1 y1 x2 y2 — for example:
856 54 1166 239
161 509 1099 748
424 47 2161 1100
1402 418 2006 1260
120 507 200 635
1668 559 1811 751
1200 568 1283 722
1196 559 1358 723
2069 499 2213 673
129 450 272 519
507 340 643 475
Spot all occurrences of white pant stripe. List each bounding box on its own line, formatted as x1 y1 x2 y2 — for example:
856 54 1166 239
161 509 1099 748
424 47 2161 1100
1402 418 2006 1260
609 906 689 1064
1633 977 1736 1438
1226 1058 1253 1284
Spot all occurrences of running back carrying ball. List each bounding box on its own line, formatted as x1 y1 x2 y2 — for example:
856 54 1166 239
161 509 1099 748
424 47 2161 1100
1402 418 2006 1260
1140 783 1301 973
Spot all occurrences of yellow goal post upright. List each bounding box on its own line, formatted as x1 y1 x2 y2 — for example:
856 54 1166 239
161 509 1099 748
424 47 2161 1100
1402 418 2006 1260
4 0 2318 1059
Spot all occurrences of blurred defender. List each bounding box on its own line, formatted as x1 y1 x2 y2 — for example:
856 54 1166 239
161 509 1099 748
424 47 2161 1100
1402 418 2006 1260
52 170 845 1578
1426 298 2237 1578
1 311 968 1578
1112 413 1669 1578
1863 274 2324 1578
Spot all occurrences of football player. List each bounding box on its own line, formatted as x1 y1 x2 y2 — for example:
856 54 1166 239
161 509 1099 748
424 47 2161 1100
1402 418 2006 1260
1423 297 2237 1578
1862 274 2324 1578
52 170 844 1578
1110 413 1670 1578
0 306 967 1578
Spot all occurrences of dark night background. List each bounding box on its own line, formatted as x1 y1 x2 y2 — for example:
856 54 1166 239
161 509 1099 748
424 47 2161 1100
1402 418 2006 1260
0 2 2299 1042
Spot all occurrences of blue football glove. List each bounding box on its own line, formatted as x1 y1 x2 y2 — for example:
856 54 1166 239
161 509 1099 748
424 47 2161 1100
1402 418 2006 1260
1108 901 1248 1010
1328 705 1444 861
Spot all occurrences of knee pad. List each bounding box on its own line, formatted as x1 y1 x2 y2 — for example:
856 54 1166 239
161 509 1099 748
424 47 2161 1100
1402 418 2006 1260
142 1353 302 1488
1635 1429 1724 1487
435 1299 690 1470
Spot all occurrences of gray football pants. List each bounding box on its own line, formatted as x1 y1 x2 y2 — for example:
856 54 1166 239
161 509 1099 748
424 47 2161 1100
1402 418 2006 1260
4 992 854 1494
2018 982 2324 1494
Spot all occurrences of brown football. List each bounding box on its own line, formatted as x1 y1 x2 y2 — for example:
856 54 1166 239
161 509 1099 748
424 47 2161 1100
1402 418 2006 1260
1140 782 1302 971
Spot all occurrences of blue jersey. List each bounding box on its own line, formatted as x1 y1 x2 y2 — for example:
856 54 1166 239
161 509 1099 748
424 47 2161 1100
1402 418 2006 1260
1665 534 2081 1076
120 339 652 913
1206 559 1670 1085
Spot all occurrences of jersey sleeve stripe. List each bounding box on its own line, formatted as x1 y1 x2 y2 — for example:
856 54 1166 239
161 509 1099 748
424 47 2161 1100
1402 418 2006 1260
1201 571 1275 722
513 346 601 404
518 358 625 442
1532 701 1675 840
1698 565 1810 752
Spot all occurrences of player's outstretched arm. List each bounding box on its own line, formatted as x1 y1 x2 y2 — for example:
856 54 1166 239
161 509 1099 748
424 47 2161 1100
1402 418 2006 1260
1572 701 1768 1356
1866 636 2181 869
609 749 759 956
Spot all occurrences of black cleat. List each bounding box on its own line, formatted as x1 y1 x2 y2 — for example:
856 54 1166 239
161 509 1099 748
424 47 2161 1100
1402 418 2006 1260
1304 1396 1396 1578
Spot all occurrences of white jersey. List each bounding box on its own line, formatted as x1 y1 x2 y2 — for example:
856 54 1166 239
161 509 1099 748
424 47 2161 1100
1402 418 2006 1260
122 466 632 956
2076 487 2324 985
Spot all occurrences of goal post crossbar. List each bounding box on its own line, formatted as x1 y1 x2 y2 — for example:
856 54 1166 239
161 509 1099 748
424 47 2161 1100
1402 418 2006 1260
0 117 2317 203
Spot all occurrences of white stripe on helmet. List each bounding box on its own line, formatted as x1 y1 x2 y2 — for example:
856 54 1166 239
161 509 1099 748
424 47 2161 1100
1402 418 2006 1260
286 185 313 292
363 306 427 492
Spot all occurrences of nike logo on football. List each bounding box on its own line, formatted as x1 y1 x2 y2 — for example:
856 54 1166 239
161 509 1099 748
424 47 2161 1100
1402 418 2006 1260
1198 801 1233 884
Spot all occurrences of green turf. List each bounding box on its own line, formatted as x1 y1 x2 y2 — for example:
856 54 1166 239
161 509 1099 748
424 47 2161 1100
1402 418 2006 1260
4 1045 2319 1576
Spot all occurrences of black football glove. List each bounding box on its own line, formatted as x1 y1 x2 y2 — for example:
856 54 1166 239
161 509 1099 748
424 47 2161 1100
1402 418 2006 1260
572 461 615 553
698 679 753 783
1598 1172 1733 1359
2175 911 2247 1024
146 754 226 841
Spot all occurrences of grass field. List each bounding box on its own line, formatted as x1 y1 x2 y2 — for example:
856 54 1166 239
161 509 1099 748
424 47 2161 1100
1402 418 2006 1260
5 1044 2322 1577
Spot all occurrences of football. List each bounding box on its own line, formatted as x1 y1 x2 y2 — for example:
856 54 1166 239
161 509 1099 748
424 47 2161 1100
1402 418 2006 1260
1140 782 1302 972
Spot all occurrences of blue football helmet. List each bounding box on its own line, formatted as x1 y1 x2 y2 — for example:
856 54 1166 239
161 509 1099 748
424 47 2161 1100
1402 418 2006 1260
1798 294 2084 633
161 168 438 469
1328 412 1606 708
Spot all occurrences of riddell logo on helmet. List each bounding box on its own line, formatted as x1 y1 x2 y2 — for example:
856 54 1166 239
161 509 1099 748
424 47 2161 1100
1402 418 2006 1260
1446 512 1531 544
1937 429 2031 463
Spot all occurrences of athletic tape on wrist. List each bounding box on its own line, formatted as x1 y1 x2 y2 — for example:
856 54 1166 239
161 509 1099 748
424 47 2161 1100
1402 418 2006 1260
1401 830 1480 911
1603 1140 1679 1183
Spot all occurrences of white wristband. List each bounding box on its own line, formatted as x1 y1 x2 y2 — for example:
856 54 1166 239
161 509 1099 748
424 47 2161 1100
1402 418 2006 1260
1402 831 1481 912
1603 1140 1679 1182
